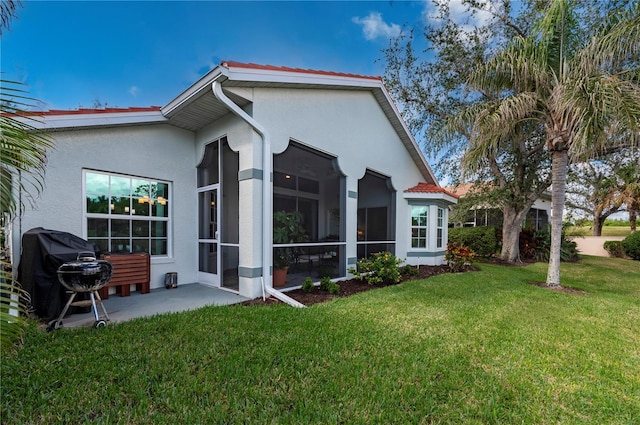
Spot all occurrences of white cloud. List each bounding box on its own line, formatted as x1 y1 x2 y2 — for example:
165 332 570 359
352 12 402 41
128 86 140 97
423 0 494 31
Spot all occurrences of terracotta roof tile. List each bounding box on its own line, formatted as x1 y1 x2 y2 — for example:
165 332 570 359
39 106 162 116
405 183 459 198
222 61 382 82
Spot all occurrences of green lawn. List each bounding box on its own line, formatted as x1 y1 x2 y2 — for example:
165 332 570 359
2 256 639 424
566 226 634 237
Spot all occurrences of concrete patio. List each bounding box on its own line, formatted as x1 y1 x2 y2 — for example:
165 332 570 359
60 283 249 329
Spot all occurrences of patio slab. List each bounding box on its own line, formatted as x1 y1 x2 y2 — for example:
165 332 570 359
59 283 249 329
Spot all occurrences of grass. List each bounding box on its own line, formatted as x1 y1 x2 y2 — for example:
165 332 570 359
566 226 633 237
2 256 639 424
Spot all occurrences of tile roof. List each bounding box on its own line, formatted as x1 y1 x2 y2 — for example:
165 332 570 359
40 106 162 116
222 61 382 82
405 183 459 198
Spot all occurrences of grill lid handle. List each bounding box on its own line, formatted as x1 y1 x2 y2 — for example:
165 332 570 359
77 251 97 262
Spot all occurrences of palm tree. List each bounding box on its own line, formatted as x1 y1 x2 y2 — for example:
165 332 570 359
1 79 53 351
456 0 640 286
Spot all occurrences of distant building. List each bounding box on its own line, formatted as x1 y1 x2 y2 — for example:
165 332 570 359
446 183 551 230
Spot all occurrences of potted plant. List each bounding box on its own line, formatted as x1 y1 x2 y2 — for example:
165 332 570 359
273 210 308 287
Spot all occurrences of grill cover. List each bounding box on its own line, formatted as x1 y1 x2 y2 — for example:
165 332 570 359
18 228 100 319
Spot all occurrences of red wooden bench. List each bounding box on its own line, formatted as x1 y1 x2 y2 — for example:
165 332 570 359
98 253 150 299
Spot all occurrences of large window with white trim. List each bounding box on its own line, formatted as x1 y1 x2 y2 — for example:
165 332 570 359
84 170 170 256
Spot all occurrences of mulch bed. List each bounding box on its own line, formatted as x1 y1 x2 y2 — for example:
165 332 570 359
242 264 463 307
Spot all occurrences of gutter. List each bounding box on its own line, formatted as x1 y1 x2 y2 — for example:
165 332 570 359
211 80 305 308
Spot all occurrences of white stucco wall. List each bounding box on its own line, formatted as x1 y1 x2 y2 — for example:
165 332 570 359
12 123 198 290
252 88 432 265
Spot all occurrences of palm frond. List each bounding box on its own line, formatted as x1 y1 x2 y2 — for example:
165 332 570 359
0 79 53 217
0 265 30 354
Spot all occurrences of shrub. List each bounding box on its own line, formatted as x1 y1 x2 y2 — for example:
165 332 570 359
327 281 340 294
519 228 538 260
400 264 419 277
448 226 500 257
319 276 332 291
445 242 476 272
350 252 403 285
533 224 579 262
302 277 314 292
622 231 640 260
603 241 626 258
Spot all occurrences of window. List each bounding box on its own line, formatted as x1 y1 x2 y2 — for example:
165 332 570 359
411 206 428 248
437 207 444 248
85 170 170 256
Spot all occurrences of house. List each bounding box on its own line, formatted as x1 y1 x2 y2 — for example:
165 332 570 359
447 183 551 230
11 61 458 305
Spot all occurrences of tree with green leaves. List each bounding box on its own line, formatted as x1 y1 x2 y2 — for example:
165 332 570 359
384 0 553 262
1 0 53 352
452 0 640 286
567 151 640 235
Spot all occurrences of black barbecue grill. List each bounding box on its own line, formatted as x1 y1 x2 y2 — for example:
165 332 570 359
46 252 113 331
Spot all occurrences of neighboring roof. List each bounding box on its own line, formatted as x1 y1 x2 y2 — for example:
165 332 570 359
445 183 479 197
404 183 459 204
446 182 552 201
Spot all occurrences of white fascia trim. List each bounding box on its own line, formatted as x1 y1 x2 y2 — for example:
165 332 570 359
403 192 459 205
225 67 382 89
19 111 167 131
378 85 438 186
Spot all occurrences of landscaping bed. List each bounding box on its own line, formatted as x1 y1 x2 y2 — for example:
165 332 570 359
243 264 456 306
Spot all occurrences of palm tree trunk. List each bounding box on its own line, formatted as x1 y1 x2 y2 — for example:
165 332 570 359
546 149 568 287
631 210 637 232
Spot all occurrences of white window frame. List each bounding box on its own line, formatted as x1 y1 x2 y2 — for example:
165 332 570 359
437 207 444 248
83 169 172 258
410 205 429 250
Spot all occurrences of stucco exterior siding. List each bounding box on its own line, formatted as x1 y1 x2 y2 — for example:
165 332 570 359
13 124 199 290
252 88 428 264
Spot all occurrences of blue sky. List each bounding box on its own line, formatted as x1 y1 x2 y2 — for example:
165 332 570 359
2 1 442 110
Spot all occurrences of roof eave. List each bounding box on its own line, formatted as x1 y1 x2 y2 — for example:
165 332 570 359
17 110 168 131
403 191 459 205
162 67 228 117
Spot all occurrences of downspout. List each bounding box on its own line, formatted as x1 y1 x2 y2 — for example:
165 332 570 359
211 80 304 308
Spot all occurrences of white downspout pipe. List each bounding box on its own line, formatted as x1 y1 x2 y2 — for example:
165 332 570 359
211 81 305 308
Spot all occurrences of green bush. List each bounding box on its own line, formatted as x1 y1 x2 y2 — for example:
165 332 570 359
533 225 579 263
603 241 626 258
319 276 332 291
448 226 499 257
302 277 314 292
350 252 403 285
622 231 640 260
327 281 340 294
